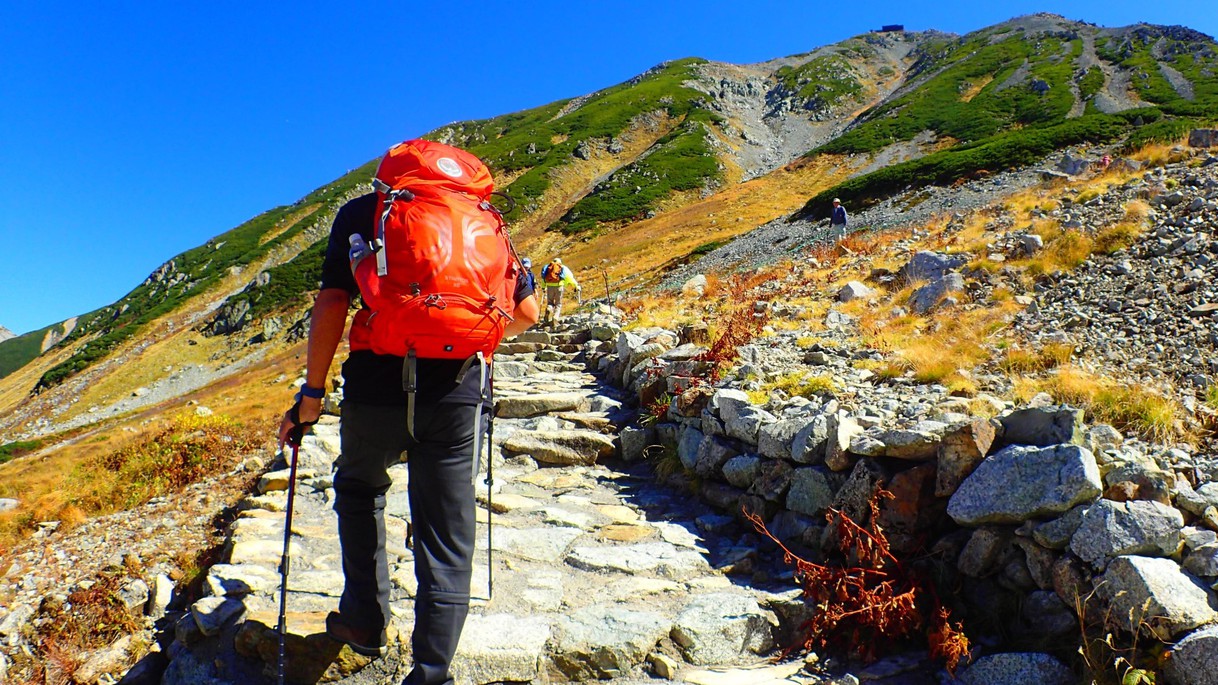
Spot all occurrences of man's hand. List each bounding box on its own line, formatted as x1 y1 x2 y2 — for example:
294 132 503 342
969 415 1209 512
278 395 322 450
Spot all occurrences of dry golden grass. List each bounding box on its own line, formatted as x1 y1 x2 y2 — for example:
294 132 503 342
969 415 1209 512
256 202 323 247
959 75 994 103
544 153 860 289
1015 366 1187 442
999 343 1075 374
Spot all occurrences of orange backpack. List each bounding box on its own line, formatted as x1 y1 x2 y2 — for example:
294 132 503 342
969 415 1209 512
349 139 519 360
542 261 563 284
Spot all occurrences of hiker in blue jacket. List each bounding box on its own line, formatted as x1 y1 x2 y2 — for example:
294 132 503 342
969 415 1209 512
830 197 848 239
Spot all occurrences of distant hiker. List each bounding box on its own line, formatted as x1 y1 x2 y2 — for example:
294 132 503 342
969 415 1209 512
1101 154 1112 170
830 197 848 239
521 256 537 293
540 257 581 328
279 140 539 683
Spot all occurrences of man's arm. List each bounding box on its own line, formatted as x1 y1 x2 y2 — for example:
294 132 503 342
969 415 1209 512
562 269 579 289
504 293 540 338
278 287 351 447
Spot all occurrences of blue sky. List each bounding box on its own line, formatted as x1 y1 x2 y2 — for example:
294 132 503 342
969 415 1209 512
0 1 1213 335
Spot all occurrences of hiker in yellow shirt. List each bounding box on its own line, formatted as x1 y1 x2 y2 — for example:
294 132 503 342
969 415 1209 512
540 258 580 328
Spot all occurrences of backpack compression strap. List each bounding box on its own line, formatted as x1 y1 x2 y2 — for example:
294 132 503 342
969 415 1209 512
372 178 415 277
402 349 417 439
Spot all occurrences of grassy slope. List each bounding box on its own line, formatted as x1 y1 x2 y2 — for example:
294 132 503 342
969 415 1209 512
796 23 1218 219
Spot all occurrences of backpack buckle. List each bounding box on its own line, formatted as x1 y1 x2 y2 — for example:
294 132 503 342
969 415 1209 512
424 294 447 310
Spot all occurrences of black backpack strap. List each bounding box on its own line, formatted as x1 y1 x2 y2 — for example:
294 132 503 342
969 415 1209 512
402 349 418 440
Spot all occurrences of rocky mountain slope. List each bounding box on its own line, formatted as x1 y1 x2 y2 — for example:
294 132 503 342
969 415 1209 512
1 12 1218 685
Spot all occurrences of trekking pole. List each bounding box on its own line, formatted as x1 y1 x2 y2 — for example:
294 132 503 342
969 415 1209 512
277 440 301 685
486 362 496 600
601 268 610 307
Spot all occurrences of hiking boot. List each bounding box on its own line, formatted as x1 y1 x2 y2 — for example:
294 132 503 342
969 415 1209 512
325 611 388 658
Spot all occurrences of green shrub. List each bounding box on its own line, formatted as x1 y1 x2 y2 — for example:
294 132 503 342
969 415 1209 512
0 439 45 464
797 114 1130 220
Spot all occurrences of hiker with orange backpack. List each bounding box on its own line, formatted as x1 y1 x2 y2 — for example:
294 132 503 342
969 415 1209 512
540 257 580 328
279 140 539 684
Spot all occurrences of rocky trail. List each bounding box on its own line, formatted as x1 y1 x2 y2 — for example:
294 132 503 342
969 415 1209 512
136 320 827 685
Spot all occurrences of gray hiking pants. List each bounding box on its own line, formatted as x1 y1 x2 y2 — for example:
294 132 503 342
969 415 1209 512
544 286 564 325
333 401 482 685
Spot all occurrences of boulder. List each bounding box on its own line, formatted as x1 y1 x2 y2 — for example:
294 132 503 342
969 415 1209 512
1098 556 1218 640
947 444 1101 525
1188 129 1218 148
682 274 709 297
909 273 965 314
897 251 968 284
1069 499 1184 570
1166 625 1218 685
501 430 616 466
959 652 1074 685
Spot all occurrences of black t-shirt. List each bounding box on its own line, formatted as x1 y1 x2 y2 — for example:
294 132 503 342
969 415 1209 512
320 193 533 406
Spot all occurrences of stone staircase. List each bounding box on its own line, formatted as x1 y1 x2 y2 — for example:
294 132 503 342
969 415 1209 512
152 316 816 685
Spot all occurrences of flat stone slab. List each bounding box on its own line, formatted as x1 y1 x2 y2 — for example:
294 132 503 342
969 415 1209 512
492 526 583 563
671 593 775 666
502 430 616 466
566 542 711 579
550 605 671 680
495 392 591 419
452 614 552 684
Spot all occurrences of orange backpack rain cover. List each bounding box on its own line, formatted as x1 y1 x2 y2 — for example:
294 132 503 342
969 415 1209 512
349 139 518 359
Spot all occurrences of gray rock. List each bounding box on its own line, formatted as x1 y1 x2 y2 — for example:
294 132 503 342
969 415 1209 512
190 596 245 637
758 418 803 460
492 527 583 563
695 435 741 478
118 578 150 613
670 593 775 666
1184 542 1218 578
566 542 710 579
0 499 17 513
724 406 776 445
786 467 835 518
825 411 863 471
1069 499 1184 570
1032 505 1087 550
551 606 670 680
897 251 968 284
1166 624 1218 685
909 273 965 314
1020 591 1076 637
496 392 591 418
791 414 831 464
959 652 1074 685
936 419 997 497
1098 555 1218 640
452 614 552 684
1087 423 1124 454
873 426 942 460
999 405 1084 447
947 444 1101 525
958 527 1013 578
722 455 762 489
678 426 705 471
501 430 616 466
837 281 873 302
619 425 653 463
205 564 279 597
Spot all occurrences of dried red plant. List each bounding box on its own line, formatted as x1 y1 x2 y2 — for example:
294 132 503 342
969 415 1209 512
745 490 970 673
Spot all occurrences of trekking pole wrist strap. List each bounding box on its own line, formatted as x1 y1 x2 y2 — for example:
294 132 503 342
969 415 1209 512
298 383 326 399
